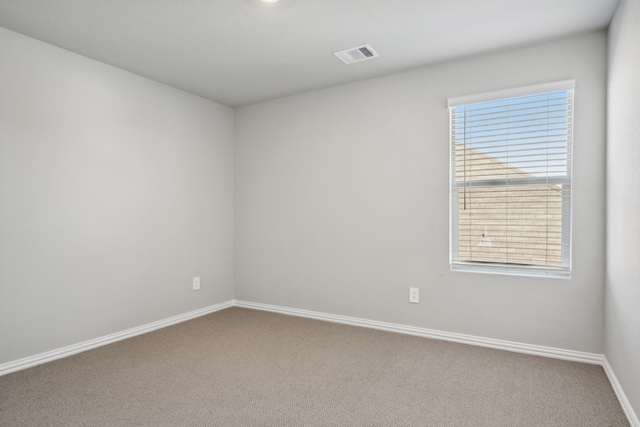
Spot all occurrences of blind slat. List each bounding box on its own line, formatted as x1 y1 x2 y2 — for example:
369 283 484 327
452 111 570 128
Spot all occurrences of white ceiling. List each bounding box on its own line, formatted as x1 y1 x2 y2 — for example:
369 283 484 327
0 0 619 107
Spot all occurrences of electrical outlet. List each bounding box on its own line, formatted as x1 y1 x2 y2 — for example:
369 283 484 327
409 287 419 303
193 277 201 291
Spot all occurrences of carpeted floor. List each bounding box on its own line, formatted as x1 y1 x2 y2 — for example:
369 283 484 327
0 307 630 426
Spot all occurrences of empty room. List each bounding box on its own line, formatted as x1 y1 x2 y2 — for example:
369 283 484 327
0 0 638 425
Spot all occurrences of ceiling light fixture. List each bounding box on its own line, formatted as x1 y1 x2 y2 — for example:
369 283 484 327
260 0 280 3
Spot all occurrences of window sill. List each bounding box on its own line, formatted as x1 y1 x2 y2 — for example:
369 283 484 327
450 263 571 279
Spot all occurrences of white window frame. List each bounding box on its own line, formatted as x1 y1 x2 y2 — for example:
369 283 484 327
448 80 575 279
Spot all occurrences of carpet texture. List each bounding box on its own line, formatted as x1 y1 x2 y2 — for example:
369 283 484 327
0 307 629 426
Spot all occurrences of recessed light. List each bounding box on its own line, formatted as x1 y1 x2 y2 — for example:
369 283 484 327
260 0 280 3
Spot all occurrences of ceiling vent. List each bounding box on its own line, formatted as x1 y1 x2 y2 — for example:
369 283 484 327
333 44 379 65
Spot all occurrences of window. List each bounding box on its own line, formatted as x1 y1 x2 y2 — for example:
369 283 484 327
448 81 574 278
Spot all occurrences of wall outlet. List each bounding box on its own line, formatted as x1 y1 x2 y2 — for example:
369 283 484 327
409 287 419 303
193 277 201 291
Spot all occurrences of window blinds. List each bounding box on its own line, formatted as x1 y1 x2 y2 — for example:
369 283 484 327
449 81 574 277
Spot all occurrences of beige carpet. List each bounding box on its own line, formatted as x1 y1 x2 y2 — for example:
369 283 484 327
0 307 629 426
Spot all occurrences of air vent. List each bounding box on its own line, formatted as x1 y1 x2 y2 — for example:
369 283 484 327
333 44 379 65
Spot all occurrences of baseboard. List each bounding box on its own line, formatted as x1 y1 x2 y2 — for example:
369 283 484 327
3 298 635 427
235 300 640 425
603 357 640 427
233 299 603 365
0 300 234 377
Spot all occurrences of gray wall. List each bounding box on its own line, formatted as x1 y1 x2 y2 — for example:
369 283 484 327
606 0 640 417
0 28 235 364
0 23 612 368
235 32 607 353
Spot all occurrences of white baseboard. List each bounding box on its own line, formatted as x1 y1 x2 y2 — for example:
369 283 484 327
0 300 234 377
233 299 603 365
235 299 640 426
2 298 636 427
603 357 640 427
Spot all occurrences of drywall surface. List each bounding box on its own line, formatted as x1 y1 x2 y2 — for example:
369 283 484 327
0 27 234 364
235 32 607 353
606 0 640 417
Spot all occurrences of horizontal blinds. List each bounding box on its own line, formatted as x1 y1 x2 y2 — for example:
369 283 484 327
450 85 573 277
447 80 575 108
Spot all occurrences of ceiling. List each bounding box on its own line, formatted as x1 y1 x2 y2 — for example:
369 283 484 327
0 0 620 107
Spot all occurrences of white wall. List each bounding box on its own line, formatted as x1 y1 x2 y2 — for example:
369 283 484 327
606 0 640 418
235 32 607 353
0 27 235 364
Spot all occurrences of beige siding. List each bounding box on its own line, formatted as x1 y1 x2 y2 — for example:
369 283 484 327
455 144 563 266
